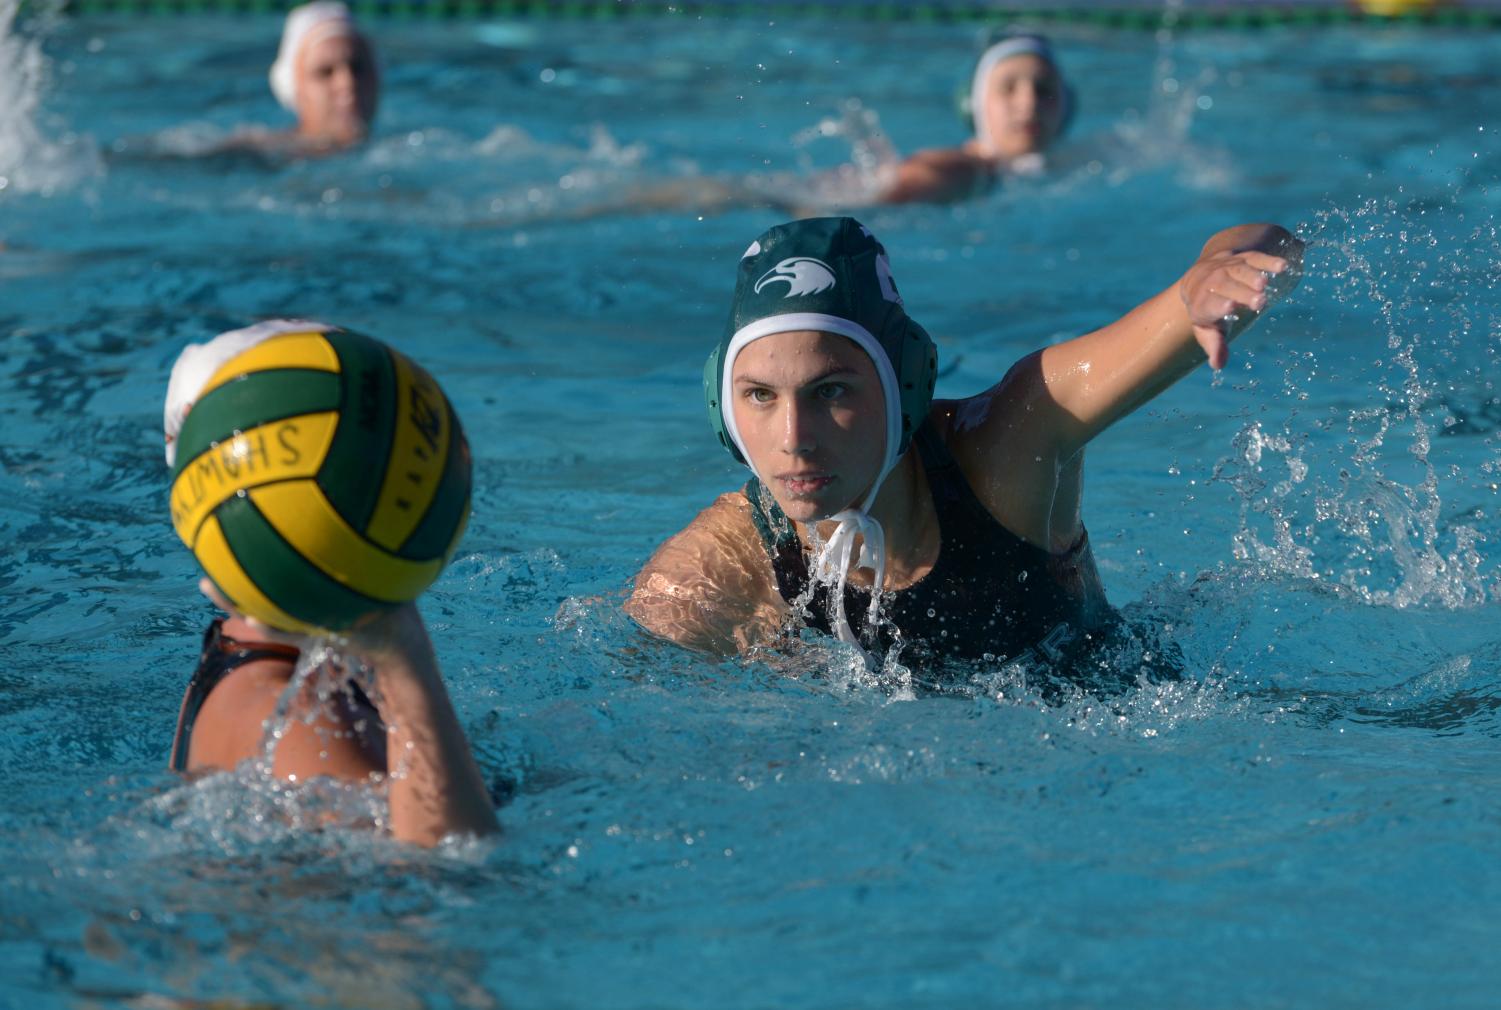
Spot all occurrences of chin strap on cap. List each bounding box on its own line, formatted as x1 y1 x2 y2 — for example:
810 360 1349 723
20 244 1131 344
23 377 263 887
813 504 888 647
705 217 938 649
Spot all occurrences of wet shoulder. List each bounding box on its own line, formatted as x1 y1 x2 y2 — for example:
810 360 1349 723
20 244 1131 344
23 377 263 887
639 492 763 574
186 658 297 771
925 398 1077 552
627 491 786 654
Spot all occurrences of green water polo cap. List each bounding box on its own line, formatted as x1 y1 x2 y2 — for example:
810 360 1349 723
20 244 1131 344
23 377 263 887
703 216 938 471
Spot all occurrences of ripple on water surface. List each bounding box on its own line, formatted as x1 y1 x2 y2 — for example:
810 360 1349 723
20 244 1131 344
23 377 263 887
3 10 1501 1010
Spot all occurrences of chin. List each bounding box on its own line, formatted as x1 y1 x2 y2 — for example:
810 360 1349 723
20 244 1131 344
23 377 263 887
769 490 845 525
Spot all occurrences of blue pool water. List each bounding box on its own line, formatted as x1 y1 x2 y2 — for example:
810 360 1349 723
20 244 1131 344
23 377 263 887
3 8 1501 1007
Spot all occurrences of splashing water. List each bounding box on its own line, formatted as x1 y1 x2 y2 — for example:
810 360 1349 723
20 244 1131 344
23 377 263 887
772 98 901 209
8 19 1501 1008
0 0 99 197
1214 196 1501 610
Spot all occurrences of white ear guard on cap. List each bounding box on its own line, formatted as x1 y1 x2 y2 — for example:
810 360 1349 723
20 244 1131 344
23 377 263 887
163 319 335 467
710 218 940 650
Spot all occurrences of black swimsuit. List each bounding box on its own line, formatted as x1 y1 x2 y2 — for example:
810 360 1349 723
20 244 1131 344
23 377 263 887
169 619 382 772
746 421 1111 668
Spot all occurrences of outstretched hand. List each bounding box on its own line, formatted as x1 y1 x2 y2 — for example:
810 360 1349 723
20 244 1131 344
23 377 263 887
1179 225 1303 369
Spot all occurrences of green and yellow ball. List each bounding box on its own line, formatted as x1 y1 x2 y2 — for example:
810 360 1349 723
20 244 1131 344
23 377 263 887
169 328 471 633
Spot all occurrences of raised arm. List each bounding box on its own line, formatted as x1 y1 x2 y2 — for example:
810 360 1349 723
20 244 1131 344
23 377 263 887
187 586 497 846
626 494 787 656
349 604 498 845
976 223 1302 465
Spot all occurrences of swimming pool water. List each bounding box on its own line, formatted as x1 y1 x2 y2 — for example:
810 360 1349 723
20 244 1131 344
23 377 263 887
3 9 1501 1008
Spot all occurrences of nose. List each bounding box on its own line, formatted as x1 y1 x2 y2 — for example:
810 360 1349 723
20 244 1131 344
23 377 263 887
1011 80 1038 119
332 63 357 97
779 398 816 455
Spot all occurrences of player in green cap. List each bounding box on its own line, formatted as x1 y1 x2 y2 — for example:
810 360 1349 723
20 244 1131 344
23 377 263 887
628 216 1301 671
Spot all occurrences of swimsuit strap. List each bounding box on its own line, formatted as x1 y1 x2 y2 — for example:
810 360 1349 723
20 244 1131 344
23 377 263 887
742 415 1112 668
910 418 998 530
912 418 956 470
914 417 1091 560
169 618 301 773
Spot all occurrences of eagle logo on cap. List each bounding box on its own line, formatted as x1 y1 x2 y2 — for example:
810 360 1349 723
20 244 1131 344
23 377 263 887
754 257 836 298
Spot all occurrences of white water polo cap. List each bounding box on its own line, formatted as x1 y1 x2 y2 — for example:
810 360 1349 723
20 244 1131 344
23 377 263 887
703 218 938 644
269 1 360 112
966 31 1073 150
164 318 337 467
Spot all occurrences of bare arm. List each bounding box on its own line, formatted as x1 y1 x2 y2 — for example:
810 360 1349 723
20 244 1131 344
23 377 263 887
946 223 1301 547
973 224 1301 460
187 590 497 846
352 605 498 846
881 147 994 205
625 493 787 656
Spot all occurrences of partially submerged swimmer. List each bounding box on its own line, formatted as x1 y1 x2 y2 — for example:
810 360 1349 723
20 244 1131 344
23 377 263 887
534 34 1069 221
163 321 496 847
271 1 379 151
203 1 379 159
627 217 1301 672
882 32 1070 204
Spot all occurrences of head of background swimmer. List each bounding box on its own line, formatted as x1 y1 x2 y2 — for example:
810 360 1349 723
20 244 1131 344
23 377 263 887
704 217 938 523
269 2 379 145
966 31 1071 161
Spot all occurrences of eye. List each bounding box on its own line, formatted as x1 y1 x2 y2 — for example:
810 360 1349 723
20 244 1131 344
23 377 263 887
745 387 775 404
815 381 848 400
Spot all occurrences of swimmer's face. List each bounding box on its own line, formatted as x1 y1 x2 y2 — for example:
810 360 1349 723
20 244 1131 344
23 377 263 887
978 53 1066 160
295 32 379 145
731 330 887 524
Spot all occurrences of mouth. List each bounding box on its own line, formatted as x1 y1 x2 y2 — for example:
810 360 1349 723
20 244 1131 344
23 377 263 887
776 472 835 496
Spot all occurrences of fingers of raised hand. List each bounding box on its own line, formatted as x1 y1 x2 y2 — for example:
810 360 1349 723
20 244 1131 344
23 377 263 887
1189 257 1280 321
1225 260 1274 292
344 603 414 653
1239 250 1290 275
1204 276 1266 316
1193 325 1230 370
1186 282 1250 328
